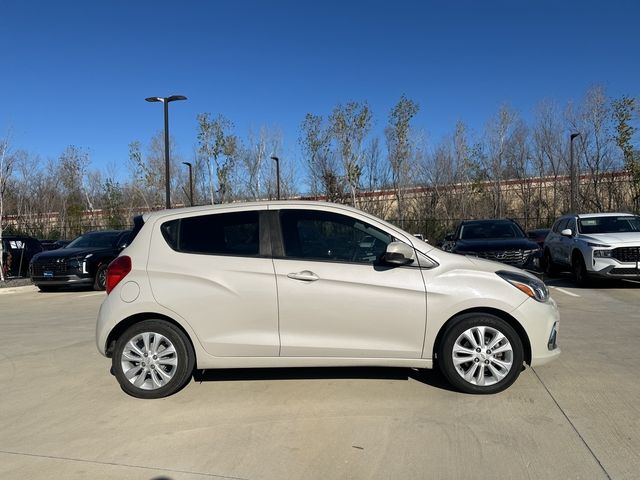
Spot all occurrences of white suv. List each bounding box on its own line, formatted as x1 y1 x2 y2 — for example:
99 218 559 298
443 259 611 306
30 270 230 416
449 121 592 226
96 201 560 398
543 213 640 285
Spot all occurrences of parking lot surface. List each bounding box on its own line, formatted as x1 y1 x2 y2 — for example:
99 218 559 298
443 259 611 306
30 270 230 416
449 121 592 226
1 279 639 479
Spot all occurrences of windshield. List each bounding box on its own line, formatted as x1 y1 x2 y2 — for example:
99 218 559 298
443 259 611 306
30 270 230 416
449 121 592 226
66 232 122 249
578 216 640 234
460 222 525 240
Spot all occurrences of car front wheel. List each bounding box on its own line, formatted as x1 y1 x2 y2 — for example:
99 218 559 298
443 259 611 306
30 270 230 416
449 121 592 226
112 320 195 399
572 253 590 287
438 313 524 394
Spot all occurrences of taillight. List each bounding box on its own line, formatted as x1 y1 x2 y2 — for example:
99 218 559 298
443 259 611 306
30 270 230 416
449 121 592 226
106 256 131 294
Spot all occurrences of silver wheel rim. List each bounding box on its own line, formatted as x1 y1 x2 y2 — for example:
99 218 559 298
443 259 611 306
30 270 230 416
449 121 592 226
452 326 513 387
121 332 178 390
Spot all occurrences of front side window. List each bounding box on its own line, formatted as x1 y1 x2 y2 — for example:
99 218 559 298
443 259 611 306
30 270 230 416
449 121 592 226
162 211 260 256
279 209 393 264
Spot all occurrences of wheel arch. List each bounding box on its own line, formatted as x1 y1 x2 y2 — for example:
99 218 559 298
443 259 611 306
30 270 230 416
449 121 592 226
104 312 196 359
432 307 532 366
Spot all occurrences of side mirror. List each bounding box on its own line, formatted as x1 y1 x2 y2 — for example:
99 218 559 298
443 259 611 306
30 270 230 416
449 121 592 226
383 241 415 266
444 233 454 241
560 229 573 237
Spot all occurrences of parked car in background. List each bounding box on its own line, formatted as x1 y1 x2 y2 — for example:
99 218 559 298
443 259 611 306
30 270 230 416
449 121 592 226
30 230 132 291
1 235 43 278
442 219 542 270
96 202 560 399
526 228 551 248
543 213 640 285
39 239 71 251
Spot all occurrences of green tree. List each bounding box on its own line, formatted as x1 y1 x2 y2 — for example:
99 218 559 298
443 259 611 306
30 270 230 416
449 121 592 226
197 113 238 204
612 95 639 211
386 95 419 226
330 101 372 206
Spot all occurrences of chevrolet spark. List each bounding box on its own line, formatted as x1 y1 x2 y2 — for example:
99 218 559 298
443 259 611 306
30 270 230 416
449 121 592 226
96 201 560 398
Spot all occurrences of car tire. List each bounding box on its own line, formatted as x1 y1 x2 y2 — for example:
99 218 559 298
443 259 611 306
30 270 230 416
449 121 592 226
38 285 59 292
543 250 560 277
93 264 108 291
437 313 524 394
112 320 195 399
572 253 590 287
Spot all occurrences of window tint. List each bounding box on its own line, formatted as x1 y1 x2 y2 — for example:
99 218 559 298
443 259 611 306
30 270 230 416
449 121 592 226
280 210 393 264
162 211 260 256
553 218 569 233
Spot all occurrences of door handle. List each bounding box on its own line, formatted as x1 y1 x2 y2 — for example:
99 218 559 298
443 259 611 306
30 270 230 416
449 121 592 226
287 270 319 282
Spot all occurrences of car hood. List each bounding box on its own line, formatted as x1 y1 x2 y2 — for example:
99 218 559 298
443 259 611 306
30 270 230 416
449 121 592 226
427 248 537 278
31 247 114 261
579 232 640 245
453 238 540 252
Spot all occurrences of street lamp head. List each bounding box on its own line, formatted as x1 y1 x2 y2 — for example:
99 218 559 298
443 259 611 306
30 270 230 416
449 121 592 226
270 156 279 161
167 95 187 102
570 133 581 140
145 97 162 103
182 161 192 167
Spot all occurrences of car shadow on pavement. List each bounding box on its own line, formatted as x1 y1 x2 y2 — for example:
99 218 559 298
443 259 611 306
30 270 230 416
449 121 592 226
543 273 640 289
192 366 457 392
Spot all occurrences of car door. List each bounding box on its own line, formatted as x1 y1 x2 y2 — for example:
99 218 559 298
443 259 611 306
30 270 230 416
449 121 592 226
271 207 427 358
548 218 569 265
563 217 578 263
148 208 279 357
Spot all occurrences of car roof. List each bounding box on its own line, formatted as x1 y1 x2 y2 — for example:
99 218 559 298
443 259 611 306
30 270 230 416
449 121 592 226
142 201 374 222
459 219 517 225
575 213 636 219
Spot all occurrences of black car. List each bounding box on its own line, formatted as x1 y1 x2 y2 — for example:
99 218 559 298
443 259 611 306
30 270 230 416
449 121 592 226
30 230 131 291
2 235 44 278
39 239 71 251
526 228 551 248
442 219 542 270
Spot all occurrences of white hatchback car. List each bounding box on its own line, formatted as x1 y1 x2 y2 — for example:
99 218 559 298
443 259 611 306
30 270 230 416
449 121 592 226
96 201 560 398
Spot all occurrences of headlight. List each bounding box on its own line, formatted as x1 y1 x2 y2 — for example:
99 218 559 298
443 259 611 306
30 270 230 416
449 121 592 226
593 250 612 258
496 270 549 302
588 242 610 248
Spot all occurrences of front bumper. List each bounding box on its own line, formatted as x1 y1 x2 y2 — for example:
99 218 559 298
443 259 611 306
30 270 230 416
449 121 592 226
511 297 561 367
588 257 640 278
32 274 93 286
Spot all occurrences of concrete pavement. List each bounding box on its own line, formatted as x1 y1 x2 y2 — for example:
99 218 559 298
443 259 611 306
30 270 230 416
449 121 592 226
0 281 638 479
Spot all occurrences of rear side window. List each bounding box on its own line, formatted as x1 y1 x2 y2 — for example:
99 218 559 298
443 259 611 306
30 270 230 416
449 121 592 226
161 211 260 256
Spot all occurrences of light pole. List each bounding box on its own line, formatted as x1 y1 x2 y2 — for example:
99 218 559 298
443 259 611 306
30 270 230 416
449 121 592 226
570 132 581 213
182 161 193 206
145 95 187 209
270 156 281 200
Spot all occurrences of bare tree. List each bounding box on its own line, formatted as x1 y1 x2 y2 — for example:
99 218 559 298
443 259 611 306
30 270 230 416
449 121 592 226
300 113 343 200
0 134 16 281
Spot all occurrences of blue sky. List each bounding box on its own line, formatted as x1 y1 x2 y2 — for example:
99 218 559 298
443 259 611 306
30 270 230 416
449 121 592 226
1 0 639 181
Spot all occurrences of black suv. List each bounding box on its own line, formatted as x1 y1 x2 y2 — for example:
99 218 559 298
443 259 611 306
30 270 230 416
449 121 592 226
2 235 44 278
442 219 542 270
30 230 131 291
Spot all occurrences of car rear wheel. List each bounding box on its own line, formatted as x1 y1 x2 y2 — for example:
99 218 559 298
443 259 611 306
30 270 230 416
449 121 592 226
112 320 195 399
93 264 108 291
543 250 560 277
438 313 524 394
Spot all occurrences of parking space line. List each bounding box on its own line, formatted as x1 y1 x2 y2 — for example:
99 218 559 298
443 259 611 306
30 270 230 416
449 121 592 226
78 292 105 298
549 286 581 298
